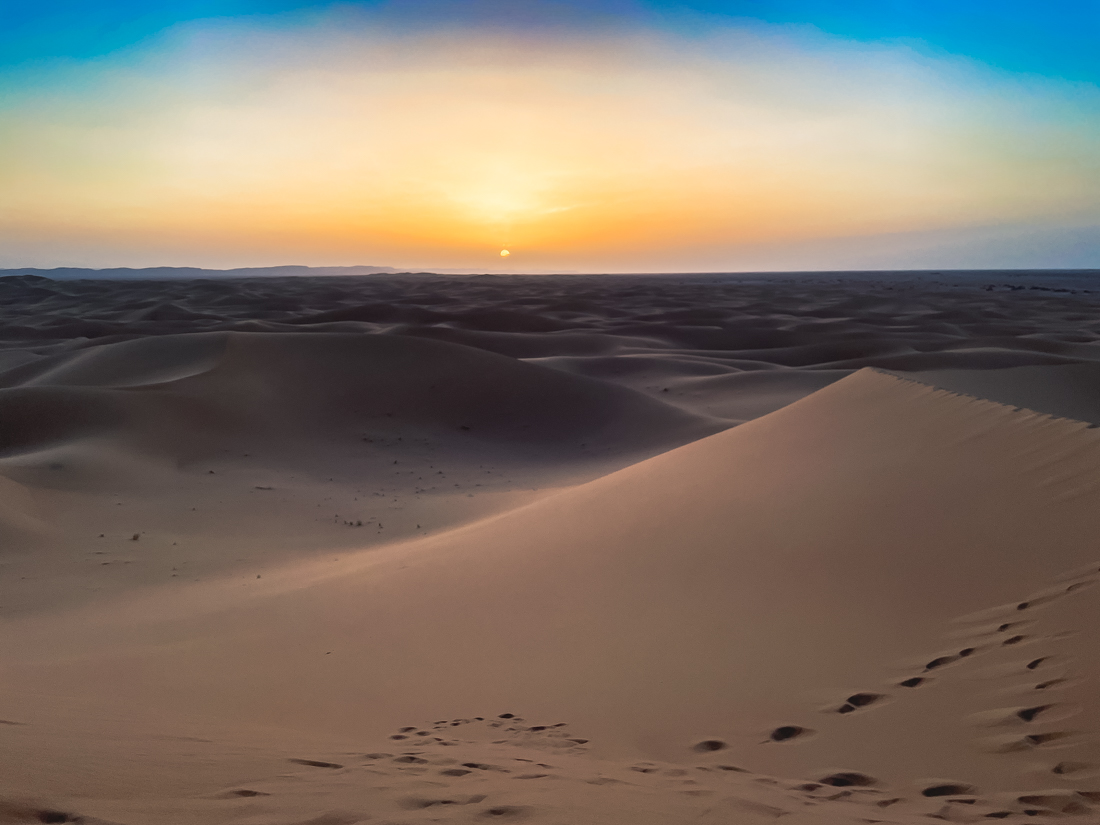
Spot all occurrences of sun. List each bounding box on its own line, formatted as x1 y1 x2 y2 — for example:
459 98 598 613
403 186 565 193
500 249 510 257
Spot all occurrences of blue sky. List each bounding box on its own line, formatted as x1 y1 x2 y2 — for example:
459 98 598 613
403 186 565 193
1 1 1098 270
667 1 1100 83
5 1 1100 82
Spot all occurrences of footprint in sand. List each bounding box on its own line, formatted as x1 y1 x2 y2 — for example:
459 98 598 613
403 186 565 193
952 570 1098 626
946 619 1033 641
974 730 1081 754
0 800 85 825
1016 704 1057 722
1017 792 1096 816
478 805 534 820
692 739 728 752
918 648 981 673
784 562 1100 802
1064 580 1097 594
828 692 890 715
817 771 878 787
400 794 487 810
389 715 588 754
884 565 1098 717
462 761 510 772
1051 561 1100 584
920 781 975 797
392 755 429 764
1050 760 1098 778
289 758 344 769
967 702 1077 728
767 725 814 743
1025 655 1056 671
970 654 1071 681
897 675 930 688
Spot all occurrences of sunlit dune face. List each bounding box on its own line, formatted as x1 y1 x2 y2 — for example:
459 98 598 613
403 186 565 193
0 17 1098 269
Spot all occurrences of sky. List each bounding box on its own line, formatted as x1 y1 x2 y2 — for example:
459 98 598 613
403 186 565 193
1 1 1098 272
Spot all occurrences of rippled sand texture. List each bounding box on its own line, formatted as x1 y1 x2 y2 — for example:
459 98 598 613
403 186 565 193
1 271 1099 824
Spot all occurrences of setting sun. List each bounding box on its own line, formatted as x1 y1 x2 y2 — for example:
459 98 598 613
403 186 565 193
500 249 511 257
1 2 1097 272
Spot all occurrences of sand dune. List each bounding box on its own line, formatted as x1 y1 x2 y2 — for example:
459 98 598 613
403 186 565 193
0 331 718 616
3 370 1100 822
1 331 716 455
1 272 1099 823
907 363 1100 426
4 270 1100 426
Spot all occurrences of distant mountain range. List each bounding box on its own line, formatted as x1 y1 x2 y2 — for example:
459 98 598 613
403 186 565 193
0 265 406 280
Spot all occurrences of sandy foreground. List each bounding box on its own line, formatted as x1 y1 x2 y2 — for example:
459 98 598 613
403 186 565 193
0 271 1099 824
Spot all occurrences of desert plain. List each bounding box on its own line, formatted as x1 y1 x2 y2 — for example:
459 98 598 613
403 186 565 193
1 269 1099 824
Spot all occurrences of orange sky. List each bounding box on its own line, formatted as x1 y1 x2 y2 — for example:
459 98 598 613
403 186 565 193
1 17 1098 270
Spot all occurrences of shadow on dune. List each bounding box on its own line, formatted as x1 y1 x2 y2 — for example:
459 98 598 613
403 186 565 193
0 331 724 472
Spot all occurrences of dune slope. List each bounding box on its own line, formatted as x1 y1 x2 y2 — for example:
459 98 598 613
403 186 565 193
0 331 722 615
1 369 1098 823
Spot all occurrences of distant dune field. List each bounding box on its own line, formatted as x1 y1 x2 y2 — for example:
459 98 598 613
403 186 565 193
1 271 1099 824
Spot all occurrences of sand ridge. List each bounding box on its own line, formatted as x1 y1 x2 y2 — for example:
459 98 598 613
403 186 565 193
2 273 1100 823
4 271 1100 425
0 331 721 616
2 370 1100 823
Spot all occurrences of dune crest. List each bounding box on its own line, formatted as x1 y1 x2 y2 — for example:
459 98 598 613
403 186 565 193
2 369 1099 824
3 273 1100 823
0 331 723 616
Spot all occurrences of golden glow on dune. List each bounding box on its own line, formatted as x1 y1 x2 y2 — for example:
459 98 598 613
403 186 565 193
1 21 1098 269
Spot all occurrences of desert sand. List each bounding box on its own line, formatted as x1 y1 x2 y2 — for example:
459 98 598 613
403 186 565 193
1 270 1099 824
